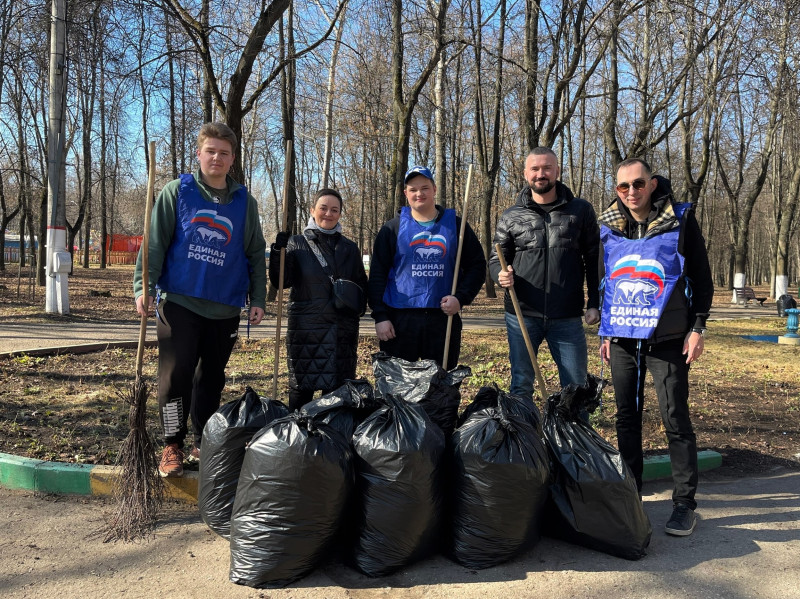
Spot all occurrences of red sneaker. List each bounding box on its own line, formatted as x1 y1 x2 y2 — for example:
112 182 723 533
187 444 200 464
158 443 184 478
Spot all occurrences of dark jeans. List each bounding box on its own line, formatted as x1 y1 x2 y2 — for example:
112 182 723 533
504 312 588 399
379 308 461 370
609 337 698 510
156 301 240 448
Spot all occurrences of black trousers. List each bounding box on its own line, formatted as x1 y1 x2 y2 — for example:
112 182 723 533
609 337 698 510
156 301 240 448
379 308 462 370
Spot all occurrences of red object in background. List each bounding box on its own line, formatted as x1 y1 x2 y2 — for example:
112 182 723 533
106 235 143 253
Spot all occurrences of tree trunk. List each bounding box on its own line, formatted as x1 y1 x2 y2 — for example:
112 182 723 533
322 4 347 188
434 49 447 207
388 0 449 213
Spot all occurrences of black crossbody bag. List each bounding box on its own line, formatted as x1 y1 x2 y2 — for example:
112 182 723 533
306 237 366 317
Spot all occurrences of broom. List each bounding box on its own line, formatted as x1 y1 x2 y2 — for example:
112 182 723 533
104 141 164 542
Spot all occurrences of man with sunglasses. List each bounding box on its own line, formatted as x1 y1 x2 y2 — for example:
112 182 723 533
489 147 601 401
599 157 713 537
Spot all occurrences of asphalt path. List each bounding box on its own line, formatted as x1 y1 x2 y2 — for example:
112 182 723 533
1 470 798 599
0 303 777 357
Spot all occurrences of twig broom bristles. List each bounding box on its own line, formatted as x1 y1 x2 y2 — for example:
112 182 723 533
104 141 164 542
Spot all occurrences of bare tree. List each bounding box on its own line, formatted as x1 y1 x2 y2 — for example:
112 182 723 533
469 0 506 298
163 0 346 181
387 0 449 213
716 3 789 295
321 0 348 188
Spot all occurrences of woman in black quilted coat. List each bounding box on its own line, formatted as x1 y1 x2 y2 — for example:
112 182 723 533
269 188 368 411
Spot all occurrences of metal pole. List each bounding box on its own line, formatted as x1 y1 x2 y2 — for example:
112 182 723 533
45 0 70 314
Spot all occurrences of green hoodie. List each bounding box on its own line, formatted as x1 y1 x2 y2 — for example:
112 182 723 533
133 170 267 320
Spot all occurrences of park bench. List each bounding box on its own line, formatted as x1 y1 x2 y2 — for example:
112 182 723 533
733 286 767 307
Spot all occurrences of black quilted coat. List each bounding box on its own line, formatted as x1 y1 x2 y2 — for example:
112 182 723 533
268 229 368 392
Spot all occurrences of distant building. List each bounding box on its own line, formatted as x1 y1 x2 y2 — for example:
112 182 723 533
3 234 38 263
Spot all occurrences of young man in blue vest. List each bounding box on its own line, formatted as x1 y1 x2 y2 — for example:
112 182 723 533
368 166 486 370
599 157 713 536
133 122 267 477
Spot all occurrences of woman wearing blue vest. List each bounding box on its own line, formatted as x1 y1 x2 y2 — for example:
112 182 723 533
269 188 368 411
598 158 713 537
134 123 267 478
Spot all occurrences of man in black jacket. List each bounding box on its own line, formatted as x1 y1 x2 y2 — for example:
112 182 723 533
368 166 486 369
489 147 600 400
599 157 713 537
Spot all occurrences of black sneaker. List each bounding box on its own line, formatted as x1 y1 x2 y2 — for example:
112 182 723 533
665 503 696 536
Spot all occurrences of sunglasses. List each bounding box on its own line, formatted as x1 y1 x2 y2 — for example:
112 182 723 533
615 178 648 193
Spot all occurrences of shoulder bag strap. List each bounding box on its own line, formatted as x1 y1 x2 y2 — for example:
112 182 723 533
304 235 337 283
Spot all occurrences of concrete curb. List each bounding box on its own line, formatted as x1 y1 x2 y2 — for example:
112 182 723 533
0 450 722 504
0 452 198 503
0 340 158 359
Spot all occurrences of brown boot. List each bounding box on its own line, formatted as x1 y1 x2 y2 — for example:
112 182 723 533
158 443 184 478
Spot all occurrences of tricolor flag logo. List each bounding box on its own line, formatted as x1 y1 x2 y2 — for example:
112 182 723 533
409 231 447 255
609 254 665 296
190 210 234 245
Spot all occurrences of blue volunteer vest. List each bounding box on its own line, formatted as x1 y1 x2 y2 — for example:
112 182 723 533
383 207 457 308
157 174 251 307
599 204 690 339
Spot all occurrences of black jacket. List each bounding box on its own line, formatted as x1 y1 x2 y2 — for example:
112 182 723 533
488 181 600 319
368 205 486 323
269 229 368 392
597 175 713 343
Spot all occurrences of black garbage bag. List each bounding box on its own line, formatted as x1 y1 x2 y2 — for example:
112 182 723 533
372 351 471 438
458 384 544 433
300 379 380 440
777 294 796 317
229 413 353 588
449 385 551 569
198 387 289 539
350 393 446 577
542 375 651 560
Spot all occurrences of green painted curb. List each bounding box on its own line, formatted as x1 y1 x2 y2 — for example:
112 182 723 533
2 449 722 501
643 449 722 481
0 452 199 503
0 453 92 494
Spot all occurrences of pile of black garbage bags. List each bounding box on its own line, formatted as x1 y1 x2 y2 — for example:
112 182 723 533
198 352 652 589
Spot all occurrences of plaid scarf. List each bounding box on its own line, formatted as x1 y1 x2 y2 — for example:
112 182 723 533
598 197 679 237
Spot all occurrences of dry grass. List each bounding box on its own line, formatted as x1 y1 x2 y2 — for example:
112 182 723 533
1 264 798 477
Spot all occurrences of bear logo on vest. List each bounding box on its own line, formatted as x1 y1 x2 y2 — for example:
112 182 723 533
409 231 447 277
613 279 658 306
187 209 234 266
193 225 227 248
190 210 234 246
